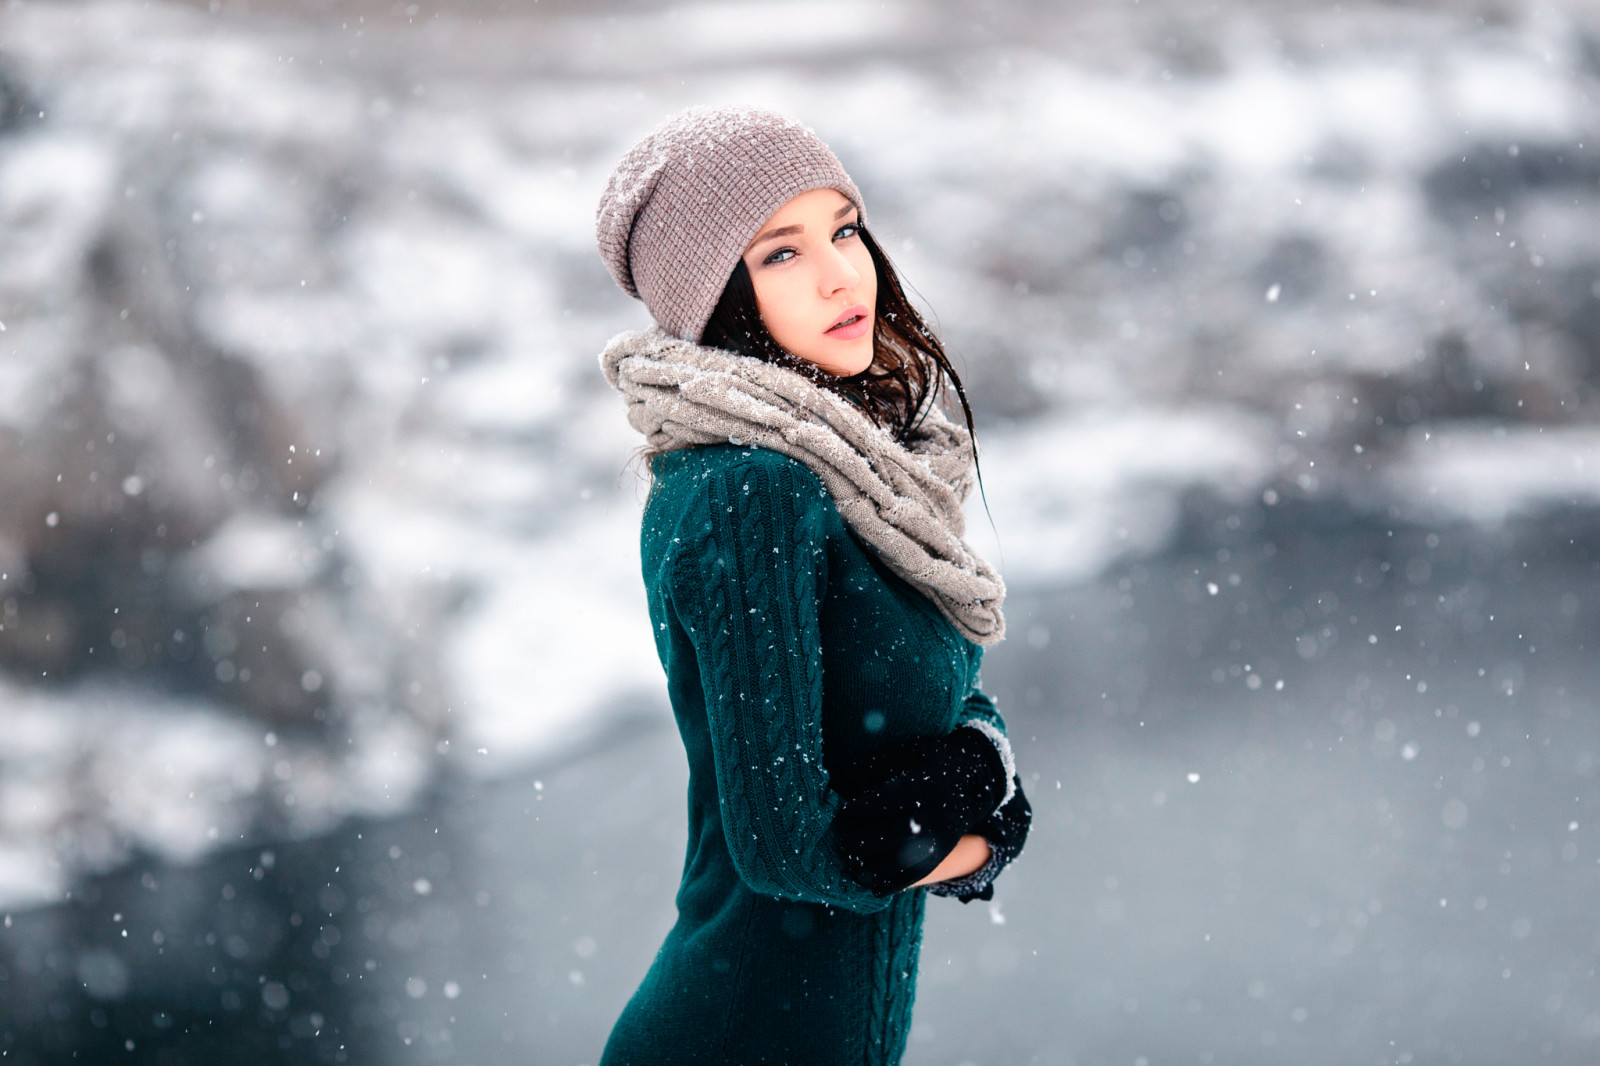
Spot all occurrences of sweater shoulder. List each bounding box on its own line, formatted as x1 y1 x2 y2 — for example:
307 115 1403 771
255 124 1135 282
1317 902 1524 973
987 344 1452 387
647 444 832 520
643 445 838 596
654 441 824 482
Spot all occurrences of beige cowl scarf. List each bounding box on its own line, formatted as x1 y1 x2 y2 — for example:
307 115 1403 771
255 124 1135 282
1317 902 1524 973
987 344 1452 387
600 326 1006 646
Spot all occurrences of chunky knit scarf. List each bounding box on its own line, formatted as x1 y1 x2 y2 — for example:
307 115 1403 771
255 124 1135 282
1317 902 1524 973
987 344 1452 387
600 326 1006 645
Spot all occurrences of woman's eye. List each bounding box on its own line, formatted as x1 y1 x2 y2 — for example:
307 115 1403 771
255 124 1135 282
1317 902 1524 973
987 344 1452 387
763 247 795 265
835 222 861 240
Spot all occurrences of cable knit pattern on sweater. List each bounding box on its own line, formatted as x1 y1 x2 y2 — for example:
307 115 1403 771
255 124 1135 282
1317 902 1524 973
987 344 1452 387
599 444 1018 1066
675 455 887 909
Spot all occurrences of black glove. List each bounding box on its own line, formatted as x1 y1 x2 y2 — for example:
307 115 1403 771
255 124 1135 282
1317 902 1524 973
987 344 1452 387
933 774 1033 903
979 775 1032 869
827 732 945 801
830 727 1009 896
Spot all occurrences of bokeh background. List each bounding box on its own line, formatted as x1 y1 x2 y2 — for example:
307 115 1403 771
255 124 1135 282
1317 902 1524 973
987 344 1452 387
1 0 1598 1062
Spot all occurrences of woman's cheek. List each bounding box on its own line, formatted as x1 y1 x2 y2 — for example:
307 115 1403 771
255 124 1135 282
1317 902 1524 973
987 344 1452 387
759 279 806 350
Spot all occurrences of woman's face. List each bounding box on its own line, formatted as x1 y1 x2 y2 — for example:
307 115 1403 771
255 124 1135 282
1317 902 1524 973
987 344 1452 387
740 187 877 377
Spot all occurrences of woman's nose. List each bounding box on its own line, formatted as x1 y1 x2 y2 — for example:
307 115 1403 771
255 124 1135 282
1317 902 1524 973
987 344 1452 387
819 245 860 294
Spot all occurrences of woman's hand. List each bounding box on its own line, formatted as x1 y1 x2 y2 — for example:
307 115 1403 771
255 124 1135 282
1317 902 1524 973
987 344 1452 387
910 833 991 887
924 776 1033 902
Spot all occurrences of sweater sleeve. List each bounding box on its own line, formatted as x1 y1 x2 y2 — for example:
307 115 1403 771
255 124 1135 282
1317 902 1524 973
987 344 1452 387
668 454 894 914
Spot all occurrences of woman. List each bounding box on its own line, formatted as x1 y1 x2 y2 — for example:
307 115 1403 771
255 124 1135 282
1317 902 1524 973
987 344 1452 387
593 105 1032 1066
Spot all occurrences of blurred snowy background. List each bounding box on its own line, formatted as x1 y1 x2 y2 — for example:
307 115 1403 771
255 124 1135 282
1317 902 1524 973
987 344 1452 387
0 0 1597 1062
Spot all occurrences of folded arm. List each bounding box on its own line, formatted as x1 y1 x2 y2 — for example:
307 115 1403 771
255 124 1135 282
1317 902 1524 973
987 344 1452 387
672 455 894 914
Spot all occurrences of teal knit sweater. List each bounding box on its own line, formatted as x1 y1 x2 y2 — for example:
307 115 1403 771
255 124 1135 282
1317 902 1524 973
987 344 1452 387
599 443 1013 1066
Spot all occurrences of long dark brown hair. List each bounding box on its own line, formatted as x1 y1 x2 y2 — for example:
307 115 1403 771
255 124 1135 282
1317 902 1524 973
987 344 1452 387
695 225 982 459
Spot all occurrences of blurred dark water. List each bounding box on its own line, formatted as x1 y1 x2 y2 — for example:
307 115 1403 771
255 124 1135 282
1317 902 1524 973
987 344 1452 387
3 502 1596 1065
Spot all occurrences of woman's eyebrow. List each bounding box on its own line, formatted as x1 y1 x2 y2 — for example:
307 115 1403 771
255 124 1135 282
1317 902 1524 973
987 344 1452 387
751 222 802 244
749 203 858 246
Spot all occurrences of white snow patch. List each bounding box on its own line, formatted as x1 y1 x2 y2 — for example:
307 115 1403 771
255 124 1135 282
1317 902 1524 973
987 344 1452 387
431 349 570 434
1376 424 1600 525
0 676 435 911
0 132 117 294
441 510 663 775
175 511 324 597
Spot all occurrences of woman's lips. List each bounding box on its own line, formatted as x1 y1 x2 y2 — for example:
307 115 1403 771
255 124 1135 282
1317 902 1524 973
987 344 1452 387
825 305 871 340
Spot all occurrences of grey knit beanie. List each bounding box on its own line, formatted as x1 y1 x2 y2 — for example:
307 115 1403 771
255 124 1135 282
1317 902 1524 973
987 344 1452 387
595 105 866 344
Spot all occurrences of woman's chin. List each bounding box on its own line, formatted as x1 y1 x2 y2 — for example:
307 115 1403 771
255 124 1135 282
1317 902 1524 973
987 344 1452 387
812 346 874 378
825 362 873 378
779 333 874 377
